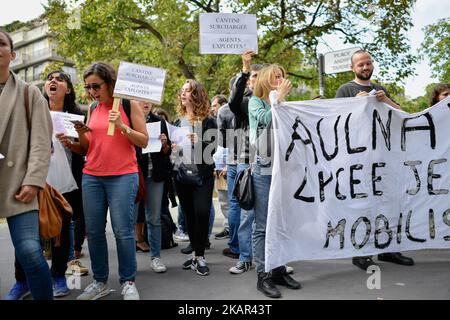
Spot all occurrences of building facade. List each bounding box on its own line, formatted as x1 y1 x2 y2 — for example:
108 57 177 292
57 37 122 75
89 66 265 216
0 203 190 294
9 19 77 89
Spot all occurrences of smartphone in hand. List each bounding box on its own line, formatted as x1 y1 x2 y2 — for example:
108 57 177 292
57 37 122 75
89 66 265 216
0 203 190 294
70 120 91 131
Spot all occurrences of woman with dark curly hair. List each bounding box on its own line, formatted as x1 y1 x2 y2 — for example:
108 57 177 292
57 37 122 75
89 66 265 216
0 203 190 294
429 83 450 106
173 79 217 276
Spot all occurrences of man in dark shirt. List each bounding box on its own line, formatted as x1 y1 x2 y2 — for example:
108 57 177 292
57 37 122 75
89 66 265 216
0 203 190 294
336 49 414 271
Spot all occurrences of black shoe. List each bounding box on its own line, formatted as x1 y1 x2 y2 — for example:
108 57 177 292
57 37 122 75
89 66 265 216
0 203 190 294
257 272 281 298
214 229 230 240
378 252 414 266
352 256 378 271
271 266 301 290
222 248 239 259
181 243 193 254
182 258 195 270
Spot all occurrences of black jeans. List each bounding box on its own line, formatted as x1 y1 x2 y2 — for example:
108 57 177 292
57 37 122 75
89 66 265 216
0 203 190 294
175 175 214 257
64 189 85 253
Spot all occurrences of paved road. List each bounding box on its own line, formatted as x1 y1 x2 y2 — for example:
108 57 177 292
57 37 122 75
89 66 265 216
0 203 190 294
1 200 450 300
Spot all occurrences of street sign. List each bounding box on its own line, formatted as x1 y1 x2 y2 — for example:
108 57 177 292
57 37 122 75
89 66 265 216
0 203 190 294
323 47 359 74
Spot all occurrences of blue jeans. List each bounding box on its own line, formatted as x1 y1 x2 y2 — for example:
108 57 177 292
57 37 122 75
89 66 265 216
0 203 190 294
7 210 53 300
237 163 254 263
145 179 164 258
226 164 240 254
251 165 272 273
82 173 138 283
208 202 215 239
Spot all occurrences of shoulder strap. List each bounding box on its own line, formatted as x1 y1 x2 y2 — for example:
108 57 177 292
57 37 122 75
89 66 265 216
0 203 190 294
86 101 98 126
122 99 133 129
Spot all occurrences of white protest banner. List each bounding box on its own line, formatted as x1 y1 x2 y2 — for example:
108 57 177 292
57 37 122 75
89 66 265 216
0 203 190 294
166 122 191 147
50 111 85 138
265 96 450 271
142 122 162 154
199 13 258 54
113 61 166 105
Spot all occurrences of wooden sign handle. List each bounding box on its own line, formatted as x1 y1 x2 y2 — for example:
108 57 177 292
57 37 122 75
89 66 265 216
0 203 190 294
107 97 121 136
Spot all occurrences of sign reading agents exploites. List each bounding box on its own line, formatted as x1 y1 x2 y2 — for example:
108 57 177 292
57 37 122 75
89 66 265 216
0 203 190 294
324 47 359 74
114 61 166 104
199 13 258 54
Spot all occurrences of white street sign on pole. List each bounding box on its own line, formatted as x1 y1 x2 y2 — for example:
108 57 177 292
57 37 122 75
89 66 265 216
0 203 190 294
323 47 360 74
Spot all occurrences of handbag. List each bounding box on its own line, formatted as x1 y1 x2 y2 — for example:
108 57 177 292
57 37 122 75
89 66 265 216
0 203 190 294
38 183 73 239
23 86 73 239
135 169 147 203
233 167 254 210
176 163 203 187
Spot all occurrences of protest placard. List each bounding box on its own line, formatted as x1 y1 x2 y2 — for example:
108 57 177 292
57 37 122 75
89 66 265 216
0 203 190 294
50 111 85 138
265 96 450 271
199 13 258 54
113 61 166 105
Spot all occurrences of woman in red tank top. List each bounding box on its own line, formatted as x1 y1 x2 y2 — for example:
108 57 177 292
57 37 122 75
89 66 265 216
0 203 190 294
75 62 148 301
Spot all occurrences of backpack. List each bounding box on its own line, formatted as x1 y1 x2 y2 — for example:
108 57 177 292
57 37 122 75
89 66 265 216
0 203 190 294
161 212 178 249
87 99 146 203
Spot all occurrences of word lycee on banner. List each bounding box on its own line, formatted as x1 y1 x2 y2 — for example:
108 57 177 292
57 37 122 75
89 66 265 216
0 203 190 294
199 13 258 55
113 61 166 105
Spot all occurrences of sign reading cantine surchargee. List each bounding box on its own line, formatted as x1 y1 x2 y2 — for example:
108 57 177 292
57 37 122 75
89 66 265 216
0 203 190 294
199 13 258 54
113 61 166 104
265 96 450 271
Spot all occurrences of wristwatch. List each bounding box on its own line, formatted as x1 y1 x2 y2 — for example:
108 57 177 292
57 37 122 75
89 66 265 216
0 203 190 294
122 125 132 134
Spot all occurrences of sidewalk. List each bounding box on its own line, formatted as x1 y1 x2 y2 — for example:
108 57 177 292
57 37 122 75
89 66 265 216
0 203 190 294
0 199 449 300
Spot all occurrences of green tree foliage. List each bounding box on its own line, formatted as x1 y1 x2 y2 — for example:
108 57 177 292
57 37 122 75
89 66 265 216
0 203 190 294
421 18 450 83
44 0 417 114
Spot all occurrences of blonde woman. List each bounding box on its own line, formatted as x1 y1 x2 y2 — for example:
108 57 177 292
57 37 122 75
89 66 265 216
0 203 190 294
248 64 301 298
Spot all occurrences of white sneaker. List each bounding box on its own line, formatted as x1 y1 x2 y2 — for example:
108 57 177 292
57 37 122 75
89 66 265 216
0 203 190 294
121 281 140 300
76 281 110 300
151 257 167 273
174 230 189 242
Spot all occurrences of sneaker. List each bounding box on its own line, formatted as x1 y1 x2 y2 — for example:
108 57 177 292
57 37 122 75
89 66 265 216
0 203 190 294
151 257 167 273
182 256 196 270
214 229 230 240
53 276 70 297
76 281 110 300
66 259 89 276
229 261 252 274
4 282 31 300
174 230 189 242
195 256 210 276
121 281 140 300
286 265 294 274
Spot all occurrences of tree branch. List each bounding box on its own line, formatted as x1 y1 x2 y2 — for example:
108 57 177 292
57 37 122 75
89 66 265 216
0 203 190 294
287 72 314 80
187 0 215 12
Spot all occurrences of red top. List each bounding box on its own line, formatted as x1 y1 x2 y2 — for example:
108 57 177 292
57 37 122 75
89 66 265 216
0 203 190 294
83 102 138 176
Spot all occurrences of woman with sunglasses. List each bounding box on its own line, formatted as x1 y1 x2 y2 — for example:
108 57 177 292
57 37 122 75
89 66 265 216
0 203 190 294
75 62 148 300
0 30 54 300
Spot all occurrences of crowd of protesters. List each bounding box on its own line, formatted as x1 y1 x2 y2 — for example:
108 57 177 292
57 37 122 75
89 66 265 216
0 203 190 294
1 28 449 300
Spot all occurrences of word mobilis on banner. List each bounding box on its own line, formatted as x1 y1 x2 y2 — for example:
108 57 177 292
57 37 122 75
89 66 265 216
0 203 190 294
114 62 166 104
199 13 258 54
265 96 450 271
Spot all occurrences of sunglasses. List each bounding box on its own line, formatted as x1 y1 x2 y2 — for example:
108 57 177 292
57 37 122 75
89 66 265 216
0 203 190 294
84 82 105 91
